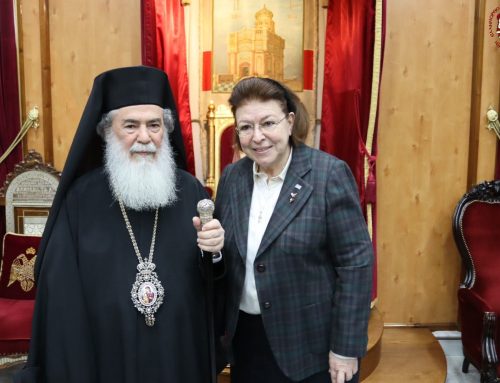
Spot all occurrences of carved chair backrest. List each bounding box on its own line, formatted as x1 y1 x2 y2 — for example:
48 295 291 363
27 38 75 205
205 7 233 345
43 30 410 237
0 150 61 235
452 180 500 295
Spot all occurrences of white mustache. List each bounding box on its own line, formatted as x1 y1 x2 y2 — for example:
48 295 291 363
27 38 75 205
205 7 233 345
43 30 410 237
129 142 157 153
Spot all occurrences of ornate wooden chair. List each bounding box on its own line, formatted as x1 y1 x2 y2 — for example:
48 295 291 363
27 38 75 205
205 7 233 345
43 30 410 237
453 180 500 383
0 150 60 360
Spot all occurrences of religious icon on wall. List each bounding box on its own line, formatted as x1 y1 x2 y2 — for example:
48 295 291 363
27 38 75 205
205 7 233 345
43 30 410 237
212 0 304 92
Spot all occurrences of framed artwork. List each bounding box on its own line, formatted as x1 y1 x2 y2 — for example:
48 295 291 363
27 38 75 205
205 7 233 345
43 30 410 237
211 0 304 93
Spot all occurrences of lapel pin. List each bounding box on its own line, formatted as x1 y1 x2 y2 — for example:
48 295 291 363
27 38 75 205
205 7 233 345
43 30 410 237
289 192 298 203
289 184 302 203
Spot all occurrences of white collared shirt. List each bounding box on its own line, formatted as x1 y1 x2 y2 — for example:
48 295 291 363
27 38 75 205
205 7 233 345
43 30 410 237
239 149 293 314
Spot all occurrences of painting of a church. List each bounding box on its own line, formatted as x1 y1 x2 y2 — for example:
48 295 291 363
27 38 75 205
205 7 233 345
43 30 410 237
213 2 303 92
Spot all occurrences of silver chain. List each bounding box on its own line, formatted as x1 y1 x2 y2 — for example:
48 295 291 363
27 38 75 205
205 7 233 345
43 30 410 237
118 200 159 264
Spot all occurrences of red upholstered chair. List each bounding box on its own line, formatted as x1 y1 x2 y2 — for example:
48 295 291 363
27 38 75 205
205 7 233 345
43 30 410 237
0 233 41 356
220 124 238 175
0 151 59 362
453 180 500 383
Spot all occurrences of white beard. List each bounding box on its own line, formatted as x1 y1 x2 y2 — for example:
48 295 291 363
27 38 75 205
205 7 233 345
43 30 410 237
104 130 177 211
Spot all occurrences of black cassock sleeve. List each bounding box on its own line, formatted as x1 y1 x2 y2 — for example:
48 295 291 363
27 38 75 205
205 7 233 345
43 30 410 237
194 179 227 377
15 197 96 383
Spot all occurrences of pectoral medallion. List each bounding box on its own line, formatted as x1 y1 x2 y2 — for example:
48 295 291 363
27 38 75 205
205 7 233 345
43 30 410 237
131 261 165 326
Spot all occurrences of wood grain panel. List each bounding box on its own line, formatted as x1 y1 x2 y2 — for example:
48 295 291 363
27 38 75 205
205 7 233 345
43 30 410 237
39 0 54 164
48 0 141 170
474 0 500 183
376 0 474 324
19 0 46 160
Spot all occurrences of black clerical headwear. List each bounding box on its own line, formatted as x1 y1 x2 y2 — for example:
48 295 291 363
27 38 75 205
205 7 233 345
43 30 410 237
99 66 174 113
35 65 187 277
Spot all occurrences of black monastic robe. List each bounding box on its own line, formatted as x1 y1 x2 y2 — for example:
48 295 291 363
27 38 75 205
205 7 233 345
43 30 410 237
17 168 219 383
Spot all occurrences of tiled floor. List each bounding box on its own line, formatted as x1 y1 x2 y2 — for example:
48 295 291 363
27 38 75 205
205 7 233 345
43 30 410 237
434 331 481 383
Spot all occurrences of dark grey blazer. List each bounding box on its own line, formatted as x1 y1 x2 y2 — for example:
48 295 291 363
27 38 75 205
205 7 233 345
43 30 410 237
214 144 373 381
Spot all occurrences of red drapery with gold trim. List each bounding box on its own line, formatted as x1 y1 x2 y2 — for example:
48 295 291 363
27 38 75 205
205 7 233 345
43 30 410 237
141 0 195 175
320 0 386 301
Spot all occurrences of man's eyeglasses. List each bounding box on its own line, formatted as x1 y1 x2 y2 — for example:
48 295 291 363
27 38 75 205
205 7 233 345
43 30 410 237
235 114 289 138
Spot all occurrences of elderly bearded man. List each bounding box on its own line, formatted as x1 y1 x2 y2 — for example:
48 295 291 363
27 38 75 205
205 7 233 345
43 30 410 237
15 66 225 383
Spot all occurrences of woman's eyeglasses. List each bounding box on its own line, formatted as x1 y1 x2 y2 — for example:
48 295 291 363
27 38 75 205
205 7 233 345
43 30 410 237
235 114 289 138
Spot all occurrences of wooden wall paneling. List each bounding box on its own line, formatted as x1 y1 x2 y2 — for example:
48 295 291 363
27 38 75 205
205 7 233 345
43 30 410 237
19 0 46 161
474 0 500 183
39 0 53 165
17 0 27 141
467 0 486 189
376 0 474 324
48 0 141 170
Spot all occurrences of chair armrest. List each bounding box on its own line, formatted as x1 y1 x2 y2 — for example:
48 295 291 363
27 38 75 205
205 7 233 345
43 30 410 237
458 288 495 313
481 312 500 382
458 288 491 357
458 288 500 381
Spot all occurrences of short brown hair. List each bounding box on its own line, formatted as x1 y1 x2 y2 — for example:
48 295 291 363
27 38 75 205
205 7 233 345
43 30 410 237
228 77 309 148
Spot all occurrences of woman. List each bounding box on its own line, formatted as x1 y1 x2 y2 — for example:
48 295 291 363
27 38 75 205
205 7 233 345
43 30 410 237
215 77 373 383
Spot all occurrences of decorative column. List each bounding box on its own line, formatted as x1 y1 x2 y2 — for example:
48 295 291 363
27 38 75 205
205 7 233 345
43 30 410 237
205 101 216 191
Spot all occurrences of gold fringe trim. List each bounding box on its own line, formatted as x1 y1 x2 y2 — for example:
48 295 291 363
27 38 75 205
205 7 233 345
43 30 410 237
364 0 383 240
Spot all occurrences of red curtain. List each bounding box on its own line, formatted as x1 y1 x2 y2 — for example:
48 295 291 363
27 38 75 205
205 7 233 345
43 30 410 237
320 0 386 301
0 0 21 184
496 142 500 180
0 0 22 240
141 0 195 175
